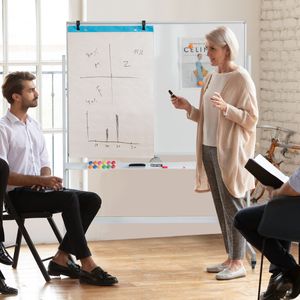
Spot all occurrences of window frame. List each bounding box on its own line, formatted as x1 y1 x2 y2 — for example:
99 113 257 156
1 0 67 177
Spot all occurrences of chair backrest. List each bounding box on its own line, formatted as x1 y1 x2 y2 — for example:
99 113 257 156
258 196 300 242
0 158 9 242
0 158 9 205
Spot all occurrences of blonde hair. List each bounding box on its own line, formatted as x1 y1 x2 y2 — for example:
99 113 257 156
205 26 239 61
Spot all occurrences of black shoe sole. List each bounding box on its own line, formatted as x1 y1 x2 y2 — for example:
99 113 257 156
48 261 80 279
0 286 18 295
48 270 80 279
79 278 118 286
0 254 14 265
0 260 13 266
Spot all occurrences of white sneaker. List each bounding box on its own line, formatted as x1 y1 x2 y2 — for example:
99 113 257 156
206 264 227 273
215 266 246 280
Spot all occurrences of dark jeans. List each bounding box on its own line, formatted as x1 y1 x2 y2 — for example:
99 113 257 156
8 188 101 260
0 159 9 242
234 204 295 273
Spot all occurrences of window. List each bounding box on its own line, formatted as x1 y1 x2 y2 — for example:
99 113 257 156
0 4 3 62
7 0 36 62
41 0 68 61
0 0 69 178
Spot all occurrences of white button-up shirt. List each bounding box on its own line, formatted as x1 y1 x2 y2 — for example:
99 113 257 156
289 167 300 193
0 110 50 190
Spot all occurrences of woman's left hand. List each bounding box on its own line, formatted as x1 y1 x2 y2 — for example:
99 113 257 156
210 92 228 113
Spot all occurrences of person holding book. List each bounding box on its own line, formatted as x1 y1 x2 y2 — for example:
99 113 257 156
170 26 258 280
234 170 300 299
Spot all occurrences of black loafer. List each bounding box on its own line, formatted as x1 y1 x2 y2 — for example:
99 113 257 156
260 273 286 300
276 265 300 299
0 242 13 265
80 267 118 286
48 260 81 279
0 279 18 295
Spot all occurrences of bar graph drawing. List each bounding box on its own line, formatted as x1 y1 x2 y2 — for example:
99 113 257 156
86 112 139 148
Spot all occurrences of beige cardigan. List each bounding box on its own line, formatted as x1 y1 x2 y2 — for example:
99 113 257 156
188 67 258 198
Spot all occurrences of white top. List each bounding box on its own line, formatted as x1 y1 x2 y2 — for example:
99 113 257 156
288 167 300 193
0 110 50 190
202 69 239 147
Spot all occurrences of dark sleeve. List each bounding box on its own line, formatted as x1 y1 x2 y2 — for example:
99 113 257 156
0 158 9 242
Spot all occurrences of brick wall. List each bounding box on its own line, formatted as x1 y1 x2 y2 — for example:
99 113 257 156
260 0 300 174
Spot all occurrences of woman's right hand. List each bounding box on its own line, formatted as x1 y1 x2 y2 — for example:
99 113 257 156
171 96 192 114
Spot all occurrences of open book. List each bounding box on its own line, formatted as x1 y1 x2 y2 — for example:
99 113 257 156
245 154 289 188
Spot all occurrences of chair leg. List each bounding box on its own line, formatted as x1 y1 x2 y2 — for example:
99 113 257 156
12 228 23 269
257 239 266 300
47 216 75 263
14 219 50 282
298 242 300 263
47 217 63 243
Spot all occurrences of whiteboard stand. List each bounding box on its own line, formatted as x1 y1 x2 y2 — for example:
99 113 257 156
82 157 89 191
62 54 69 187
62 54 88 190
245 190 257 269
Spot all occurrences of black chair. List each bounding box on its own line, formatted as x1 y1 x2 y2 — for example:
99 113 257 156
3 192 64 282
257 196 300 300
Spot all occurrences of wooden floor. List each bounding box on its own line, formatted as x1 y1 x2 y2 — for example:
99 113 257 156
2 234 300 300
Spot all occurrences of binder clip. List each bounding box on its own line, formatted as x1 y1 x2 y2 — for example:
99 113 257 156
142 20 146 31
76 20 80 31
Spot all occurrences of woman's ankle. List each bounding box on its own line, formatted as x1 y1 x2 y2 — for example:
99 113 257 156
228 260 244 269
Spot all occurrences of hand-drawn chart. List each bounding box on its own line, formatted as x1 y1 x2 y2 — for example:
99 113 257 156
67 25 154 158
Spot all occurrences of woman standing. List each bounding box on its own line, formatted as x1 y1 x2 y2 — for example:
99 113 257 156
171 26 258 280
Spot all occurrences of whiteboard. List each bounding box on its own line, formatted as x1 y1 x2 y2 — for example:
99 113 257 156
67 22 246 159
67 24 155 159
153 22 246 156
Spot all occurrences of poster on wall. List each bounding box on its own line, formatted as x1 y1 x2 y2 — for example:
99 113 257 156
180 38 214 89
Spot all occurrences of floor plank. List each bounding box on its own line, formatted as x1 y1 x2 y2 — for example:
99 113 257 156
2 235 299 299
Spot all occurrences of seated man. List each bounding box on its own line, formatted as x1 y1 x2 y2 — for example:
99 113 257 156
0 158 17 295
0 71 118 286
234 168 300 300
